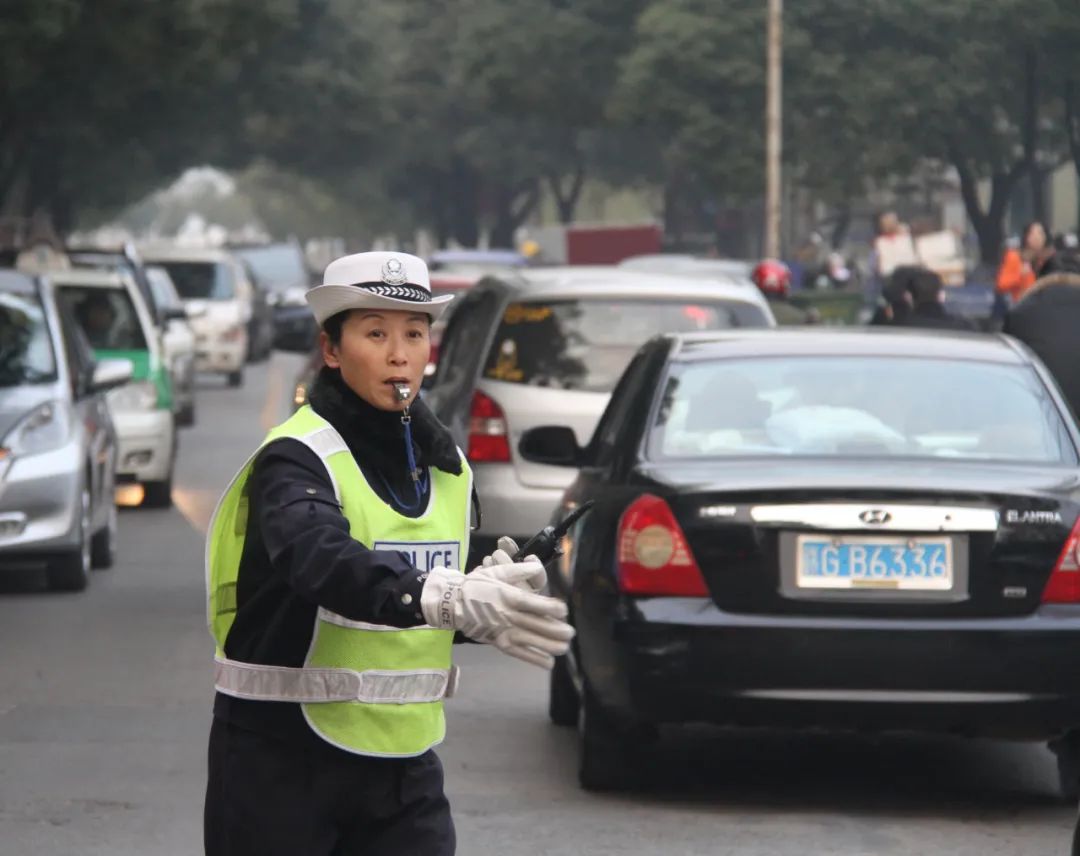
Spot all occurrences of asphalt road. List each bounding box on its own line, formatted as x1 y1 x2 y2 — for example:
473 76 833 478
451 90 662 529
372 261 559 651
1 355 1077 855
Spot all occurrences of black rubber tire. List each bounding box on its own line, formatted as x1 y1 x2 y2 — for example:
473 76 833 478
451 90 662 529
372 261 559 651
47 489 91 591
176 400 196 427
577 688 634 792
227 369 243 388
1052 733 1080 803
141 477 173 509
90 501 117 569
549 655 580 727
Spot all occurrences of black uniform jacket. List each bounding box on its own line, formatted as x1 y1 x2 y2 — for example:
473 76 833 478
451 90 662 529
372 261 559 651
213 368 465 744
1004 273 1080 420
895 301 976 332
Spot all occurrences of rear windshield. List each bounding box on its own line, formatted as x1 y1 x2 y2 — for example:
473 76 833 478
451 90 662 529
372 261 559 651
649 356 1078 464
482 298 743 393
0 291 57 386
156 261 235 300
58 286 148 351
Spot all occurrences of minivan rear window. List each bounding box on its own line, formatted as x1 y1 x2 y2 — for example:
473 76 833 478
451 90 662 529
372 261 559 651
157 261 235 300
482 299 739 393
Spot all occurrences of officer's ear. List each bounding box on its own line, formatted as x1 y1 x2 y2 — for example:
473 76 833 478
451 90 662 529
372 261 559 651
320 330 341 369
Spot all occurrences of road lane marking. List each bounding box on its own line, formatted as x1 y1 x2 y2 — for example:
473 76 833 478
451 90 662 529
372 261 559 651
172 487 220 535
261 356 287 432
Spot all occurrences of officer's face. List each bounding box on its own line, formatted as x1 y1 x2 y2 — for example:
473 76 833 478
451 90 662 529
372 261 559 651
321 309 431 411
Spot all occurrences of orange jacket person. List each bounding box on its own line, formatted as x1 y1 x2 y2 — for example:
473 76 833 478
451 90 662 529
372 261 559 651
997 221 1048 304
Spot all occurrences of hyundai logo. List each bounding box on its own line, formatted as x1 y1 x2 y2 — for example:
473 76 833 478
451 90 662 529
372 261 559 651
859 509 892 525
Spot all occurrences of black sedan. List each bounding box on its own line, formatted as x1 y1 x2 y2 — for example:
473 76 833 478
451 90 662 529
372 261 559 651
520 328 1080 793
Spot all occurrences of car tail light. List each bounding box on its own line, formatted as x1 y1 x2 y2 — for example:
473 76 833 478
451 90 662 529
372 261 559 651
617 494 708 596
467 391 511 463
1042 517 1080 603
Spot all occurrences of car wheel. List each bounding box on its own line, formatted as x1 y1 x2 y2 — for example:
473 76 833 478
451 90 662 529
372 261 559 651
90 500 117 569
549 654 580 727
47 488 91 591
227 369 244 388
141 435 175 509
577 687 637 792
1051 733 1080 803
176 399 196 427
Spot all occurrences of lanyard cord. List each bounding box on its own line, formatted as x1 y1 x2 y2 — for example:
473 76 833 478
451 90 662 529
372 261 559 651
374 403 429 513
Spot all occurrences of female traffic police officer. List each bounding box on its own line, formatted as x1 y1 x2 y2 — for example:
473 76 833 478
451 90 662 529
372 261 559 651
204 252 574 855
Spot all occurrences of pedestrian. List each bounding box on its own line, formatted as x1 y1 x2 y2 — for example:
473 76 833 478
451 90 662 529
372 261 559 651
203 251 574 856
750 259 817 324
1033 232 1080 278
867 211 919 306
891 268 976 332
1003 266 1080 418
869 265 919 326
996 221 1048 306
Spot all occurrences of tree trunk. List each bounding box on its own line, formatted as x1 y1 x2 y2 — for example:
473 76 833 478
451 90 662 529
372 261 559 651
1023 49 1045 223
951 148 1027 265
448 159 480 248
1065 80 1080 231
548 164 586 225
489 179 539 249
830 203 852 249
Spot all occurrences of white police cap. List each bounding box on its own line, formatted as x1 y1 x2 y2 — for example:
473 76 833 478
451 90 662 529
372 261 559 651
305 251 454 325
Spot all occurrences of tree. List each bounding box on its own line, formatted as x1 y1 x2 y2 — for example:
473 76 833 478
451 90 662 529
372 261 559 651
0 1 345 232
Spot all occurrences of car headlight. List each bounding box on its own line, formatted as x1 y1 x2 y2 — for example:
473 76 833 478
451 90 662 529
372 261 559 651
107 380 158 412
1 400 72 457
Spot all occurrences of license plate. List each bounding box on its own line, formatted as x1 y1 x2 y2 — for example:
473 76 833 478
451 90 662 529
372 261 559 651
796 535 953 590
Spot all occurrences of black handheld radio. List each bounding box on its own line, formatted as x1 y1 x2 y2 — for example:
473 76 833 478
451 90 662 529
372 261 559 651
512 501 595 565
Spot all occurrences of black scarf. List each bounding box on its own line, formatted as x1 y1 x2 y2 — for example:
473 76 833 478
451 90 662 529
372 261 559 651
306 367 462 483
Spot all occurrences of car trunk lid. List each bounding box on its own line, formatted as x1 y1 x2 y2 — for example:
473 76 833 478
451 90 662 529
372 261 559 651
637 459 1080 618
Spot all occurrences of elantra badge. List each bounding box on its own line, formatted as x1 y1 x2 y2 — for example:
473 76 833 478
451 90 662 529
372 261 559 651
859 509 892 525
1005 509 1063 525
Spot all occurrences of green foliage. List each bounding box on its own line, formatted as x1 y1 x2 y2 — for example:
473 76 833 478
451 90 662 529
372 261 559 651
5 0 1080 257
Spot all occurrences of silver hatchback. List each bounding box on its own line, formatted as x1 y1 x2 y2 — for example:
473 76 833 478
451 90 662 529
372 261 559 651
424 266 776 561
0 271 131 590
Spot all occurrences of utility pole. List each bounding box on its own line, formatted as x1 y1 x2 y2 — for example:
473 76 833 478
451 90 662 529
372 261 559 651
765 0 783 259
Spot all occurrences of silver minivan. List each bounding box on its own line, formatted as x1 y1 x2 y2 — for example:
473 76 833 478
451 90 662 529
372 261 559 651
0 271 131 590
425 266 777 561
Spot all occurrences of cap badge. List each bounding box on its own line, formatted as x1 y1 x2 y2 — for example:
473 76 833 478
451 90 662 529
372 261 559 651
381 257 407 285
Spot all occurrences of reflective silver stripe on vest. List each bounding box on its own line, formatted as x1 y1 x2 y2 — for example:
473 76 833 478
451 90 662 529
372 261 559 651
317 607 434 632
214 657 459 704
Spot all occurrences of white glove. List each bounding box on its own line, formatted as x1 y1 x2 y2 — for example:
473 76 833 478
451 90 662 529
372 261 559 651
421 564 574 670
474 536 547 593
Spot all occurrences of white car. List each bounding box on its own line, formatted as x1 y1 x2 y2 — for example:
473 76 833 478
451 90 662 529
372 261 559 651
145 265 197 426
140 248 255 387
424 266 777 560
53 269 178 508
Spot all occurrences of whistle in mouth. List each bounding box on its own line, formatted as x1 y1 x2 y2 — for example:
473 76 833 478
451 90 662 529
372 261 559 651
392 383 412 403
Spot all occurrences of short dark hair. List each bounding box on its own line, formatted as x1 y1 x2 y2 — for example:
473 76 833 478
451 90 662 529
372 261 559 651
910 269 944 305
322 310 349 347
321 308 433 346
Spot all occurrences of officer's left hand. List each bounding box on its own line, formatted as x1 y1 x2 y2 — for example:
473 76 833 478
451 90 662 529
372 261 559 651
473 536 546 593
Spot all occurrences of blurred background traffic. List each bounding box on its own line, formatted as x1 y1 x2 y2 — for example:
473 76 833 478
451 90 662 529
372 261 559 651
4 1 1080 854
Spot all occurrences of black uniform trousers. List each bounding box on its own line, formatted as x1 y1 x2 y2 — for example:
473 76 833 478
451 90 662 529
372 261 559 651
205 718 455 856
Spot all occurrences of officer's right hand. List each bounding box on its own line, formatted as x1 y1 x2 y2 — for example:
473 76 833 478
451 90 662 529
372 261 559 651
472 536 546 593
420 564 574 670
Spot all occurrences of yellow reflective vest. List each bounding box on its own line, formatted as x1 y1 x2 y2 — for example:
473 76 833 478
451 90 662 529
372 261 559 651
206 405 472 757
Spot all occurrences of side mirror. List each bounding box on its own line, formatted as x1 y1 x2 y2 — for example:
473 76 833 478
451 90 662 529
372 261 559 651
164 306 188 322
90 358 133 393
519 425 582 467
